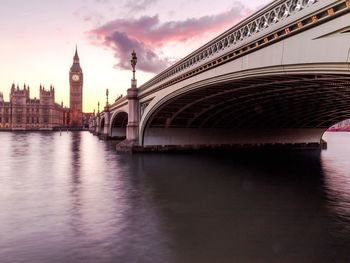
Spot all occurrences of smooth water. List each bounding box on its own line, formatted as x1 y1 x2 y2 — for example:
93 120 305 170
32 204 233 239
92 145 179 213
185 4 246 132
0 131 350 262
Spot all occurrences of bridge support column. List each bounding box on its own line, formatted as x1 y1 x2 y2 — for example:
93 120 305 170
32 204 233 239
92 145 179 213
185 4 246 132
116 50 142 152
99 108 110 140
89 119 93 133
93 102 101 136
91 113 96 133
92 117 96 133
116 81 141 152
100 89 111 140
126 80 139 142
103 110 110 135
95 115 100 135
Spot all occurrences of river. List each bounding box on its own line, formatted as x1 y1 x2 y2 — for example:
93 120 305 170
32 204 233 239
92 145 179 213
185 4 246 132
0 131 350 262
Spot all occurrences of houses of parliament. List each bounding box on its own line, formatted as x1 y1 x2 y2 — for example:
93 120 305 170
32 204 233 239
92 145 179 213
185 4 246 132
0 48 84 130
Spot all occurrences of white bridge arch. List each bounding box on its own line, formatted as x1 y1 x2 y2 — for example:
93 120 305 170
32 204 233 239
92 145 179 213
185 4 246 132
95 0 350 151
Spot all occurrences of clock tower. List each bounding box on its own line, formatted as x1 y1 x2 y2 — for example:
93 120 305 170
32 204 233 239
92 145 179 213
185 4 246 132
69 46 83 127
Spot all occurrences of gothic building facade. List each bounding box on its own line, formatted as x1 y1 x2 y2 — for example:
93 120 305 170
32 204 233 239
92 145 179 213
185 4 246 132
0 48 83 130
0 84 69 130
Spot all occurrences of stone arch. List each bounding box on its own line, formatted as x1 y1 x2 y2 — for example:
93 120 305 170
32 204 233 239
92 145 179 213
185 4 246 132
99 117 105 134
140 65 350 148
110 111 128 139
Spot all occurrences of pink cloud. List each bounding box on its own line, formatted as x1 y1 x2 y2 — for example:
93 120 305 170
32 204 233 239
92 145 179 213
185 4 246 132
88 3 251 73
105 31 170 73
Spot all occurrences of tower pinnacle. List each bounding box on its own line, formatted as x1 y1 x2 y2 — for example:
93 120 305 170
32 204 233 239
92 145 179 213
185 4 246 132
71 45 82 71
73 45 79 63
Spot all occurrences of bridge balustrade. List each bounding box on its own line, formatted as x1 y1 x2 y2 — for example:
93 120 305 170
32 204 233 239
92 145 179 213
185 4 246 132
139 0 319 92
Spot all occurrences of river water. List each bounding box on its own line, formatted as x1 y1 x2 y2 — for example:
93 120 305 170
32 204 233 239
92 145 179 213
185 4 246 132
0 131 350 262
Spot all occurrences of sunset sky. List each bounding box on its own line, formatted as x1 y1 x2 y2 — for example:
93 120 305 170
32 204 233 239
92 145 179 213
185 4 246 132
0 0 271 112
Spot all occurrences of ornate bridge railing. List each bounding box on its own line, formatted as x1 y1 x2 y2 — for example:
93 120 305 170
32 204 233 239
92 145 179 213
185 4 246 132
138 0 349 93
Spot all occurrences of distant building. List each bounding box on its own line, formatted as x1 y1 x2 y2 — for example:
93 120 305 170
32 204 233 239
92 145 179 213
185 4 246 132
0 84 69 130
82 112 93 129
0 47 86 131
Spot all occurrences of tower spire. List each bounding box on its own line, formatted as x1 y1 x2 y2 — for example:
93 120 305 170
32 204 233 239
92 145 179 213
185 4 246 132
73 44 79 63
71 44 82 71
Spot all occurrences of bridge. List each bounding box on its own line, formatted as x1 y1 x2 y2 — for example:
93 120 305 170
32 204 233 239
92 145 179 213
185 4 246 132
91 0 350 151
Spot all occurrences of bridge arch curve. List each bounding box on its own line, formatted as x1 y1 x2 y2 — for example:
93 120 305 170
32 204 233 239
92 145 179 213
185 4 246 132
140 64 350 148
99 117 105 134
110 111 128 139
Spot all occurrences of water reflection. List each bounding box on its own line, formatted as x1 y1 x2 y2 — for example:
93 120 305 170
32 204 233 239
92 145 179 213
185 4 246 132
322 132 350 236
0 132 171 263
135 151 332 263
1 132 350 262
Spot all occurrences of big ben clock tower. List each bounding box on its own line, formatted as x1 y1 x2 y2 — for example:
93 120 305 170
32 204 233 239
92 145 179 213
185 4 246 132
69 46 83 128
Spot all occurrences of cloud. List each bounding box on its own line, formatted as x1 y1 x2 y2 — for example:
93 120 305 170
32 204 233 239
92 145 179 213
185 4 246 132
73 6 106 25
106 31 170 72
124 0 159 12
88 2 251 73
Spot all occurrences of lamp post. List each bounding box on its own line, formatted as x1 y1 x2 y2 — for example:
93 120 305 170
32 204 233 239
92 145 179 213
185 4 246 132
126 50 140 143
96 101 100 135
131 50 137 81
104 89 110 137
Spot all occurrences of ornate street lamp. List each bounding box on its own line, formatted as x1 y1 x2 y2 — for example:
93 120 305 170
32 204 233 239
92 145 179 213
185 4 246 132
106 88 109 106
131 50 137 80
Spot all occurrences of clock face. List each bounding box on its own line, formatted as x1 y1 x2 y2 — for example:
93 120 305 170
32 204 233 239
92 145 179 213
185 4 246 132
72 74 80 81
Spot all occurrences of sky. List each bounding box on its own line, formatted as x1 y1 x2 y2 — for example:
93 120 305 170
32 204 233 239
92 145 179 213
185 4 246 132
0 0 271 113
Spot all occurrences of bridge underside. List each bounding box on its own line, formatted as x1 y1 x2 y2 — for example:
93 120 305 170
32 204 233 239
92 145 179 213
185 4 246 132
111 112 128 139
143 74 350 149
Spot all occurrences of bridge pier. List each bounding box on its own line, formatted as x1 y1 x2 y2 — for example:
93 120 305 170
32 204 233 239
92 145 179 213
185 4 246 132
118 128 327 153
116 81 140 151
89 119 95 134
116 128 328 153
121 143 326 153
113 141 327 153
94 114 100 136
126 81 139 141
98 107 110 140
93 102 101 136
116 51 141 152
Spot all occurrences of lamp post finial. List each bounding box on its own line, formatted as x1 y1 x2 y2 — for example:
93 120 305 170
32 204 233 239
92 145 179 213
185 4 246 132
131 50 137 80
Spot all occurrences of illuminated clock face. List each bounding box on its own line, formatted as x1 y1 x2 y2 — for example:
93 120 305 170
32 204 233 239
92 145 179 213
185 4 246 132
72 74 80 81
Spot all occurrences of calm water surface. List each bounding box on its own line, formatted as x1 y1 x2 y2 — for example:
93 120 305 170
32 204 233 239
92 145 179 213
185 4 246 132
1 131 350 262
